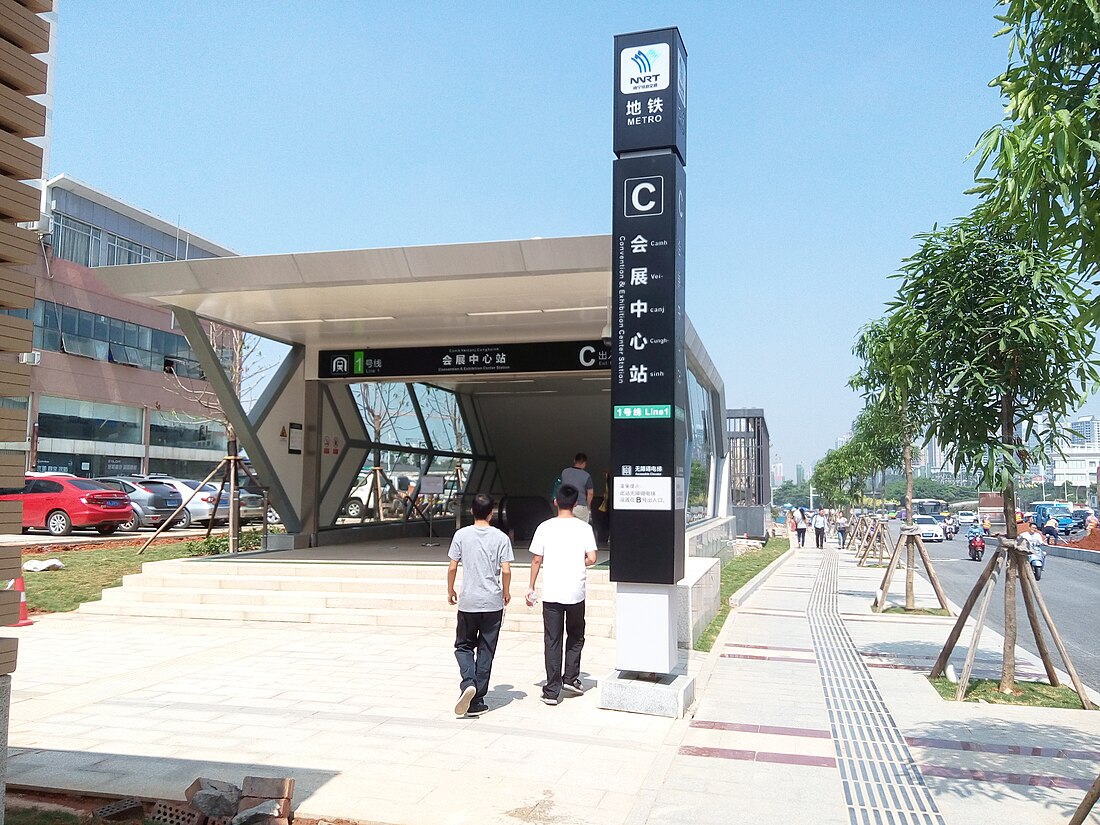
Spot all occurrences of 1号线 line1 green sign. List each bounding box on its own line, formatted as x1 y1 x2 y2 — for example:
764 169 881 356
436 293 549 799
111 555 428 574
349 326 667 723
614 404 671 419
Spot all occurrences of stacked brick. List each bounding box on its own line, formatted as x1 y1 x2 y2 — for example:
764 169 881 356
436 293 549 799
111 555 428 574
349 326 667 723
185 775 295 825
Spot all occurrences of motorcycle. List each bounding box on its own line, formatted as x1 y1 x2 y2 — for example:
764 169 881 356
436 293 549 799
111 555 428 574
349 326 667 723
1028 545 1045 581
967 533 985 562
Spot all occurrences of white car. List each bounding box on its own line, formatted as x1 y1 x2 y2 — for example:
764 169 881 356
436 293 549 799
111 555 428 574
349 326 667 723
956 511 977 525
914 515 945 542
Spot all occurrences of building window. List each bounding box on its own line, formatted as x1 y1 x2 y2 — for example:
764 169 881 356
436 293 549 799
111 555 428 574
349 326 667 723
28 299 199 376
52 213 102 267
38 396 143 444
150 411 225 449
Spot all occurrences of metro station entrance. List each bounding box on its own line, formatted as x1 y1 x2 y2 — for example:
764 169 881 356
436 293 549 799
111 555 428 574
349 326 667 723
313 339 613 547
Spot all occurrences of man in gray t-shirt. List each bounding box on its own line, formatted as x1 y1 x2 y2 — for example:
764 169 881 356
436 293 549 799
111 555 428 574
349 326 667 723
560 452 595 524
447 493 513 717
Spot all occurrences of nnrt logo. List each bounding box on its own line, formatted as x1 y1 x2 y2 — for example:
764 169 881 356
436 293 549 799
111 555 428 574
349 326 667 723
620 42 670 95
330 355 350 375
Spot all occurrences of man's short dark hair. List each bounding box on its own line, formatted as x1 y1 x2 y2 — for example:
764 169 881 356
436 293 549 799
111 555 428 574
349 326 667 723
574 452 587 464
471 493 494 521
557 484 579 511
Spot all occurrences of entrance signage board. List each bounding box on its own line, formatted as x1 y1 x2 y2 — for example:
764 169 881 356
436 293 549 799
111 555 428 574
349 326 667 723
610 27 687 587
613 28 688 164
318 341 611 380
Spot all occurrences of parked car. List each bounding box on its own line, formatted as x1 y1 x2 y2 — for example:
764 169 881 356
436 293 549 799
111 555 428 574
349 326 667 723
914 515 945 543
1071 509 1091 530
133 476 229 528
95 477 183 531
239 475 282 524
0 475 133 536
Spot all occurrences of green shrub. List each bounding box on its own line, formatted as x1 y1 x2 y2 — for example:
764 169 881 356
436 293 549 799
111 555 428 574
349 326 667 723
186 528 268 556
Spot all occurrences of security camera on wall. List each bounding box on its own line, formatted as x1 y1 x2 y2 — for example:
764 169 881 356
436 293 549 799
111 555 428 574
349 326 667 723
601 322 612 348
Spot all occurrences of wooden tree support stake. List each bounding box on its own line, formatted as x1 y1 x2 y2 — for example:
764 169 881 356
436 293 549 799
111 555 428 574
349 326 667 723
1069 772 1100 825
873 528 952 614
929 539 1091 709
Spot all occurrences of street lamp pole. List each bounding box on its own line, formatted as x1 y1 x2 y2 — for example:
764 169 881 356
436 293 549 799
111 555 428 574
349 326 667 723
809 484 815 511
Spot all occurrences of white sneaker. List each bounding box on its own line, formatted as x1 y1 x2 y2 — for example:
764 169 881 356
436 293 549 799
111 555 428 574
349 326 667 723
455 685 475 716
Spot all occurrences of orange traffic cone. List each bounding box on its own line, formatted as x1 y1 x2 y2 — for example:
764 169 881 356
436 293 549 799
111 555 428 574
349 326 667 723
6 575 32 627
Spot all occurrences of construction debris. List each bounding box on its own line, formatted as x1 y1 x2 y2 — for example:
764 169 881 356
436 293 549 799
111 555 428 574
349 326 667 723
92 797 144 822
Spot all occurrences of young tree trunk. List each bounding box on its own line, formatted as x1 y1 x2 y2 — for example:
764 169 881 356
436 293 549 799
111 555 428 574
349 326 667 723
999 395 1019 694
903 438 914 525
902 432 916 610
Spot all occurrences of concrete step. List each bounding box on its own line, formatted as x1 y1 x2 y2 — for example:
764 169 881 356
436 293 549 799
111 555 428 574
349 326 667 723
98 584 618 617
123 572 617 597
144 558 612 583
78 600 616 636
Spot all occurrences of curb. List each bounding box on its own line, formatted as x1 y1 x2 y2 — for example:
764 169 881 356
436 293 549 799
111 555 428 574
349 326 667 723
1045 543 1100 565
728 544 796 610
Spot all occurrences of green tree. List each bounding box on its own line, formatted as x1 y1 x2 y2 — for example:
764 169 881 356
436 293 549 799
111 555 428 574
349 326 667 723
772 480 811 510
851 319 928 528
971 2 1100 284
891 212 1099 691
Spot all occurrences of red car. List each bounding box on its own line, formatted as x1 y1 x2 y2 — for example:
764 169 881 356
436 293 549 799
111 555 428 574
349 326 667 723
0 475 134 536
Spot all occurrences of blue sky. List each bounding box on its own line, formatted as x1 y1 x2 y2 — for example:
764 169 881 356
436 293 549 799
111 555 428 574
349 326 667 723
47 2 1010 473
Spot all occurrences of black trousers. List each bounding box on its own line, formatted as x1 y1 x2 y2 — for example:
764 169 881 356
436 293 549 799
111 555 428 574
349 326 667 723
796 527 807 547
815 527 825 548
454 609 503 700
542 600 585 699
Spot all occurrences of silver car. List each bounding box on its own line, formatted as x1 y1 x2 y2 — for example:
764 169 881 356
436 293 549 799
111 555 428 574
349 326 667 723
131 477 228 528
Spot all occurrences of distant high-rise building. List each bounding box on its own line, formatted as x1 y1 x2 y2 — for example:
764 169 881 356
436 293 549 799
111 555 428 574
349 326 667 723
1069 414 1100 447
795 464 805 485
835 432 851 449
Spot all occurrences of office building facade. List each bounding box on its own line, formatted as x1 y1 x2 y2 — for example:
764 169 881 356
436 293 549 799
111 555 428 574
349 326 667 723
2 174 235 480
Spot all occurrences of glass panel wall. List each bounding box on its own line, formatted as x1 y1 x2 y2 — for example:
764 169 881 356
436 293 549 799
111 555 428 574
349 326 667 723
335 383 476 528
685 368 715 524
21 299 204 377
150 411 226 450
414 385 471 454
353 383 422 448
38 396 142 444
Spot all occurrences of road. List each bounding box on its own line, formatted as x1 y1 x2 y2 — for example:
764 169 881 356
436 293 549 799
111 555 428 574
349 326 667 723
909 526 1100 692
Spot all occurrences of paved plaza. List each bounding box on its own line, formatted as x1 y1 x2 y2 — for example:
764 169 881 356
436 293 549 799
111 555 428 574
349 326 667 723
7 534 1100 824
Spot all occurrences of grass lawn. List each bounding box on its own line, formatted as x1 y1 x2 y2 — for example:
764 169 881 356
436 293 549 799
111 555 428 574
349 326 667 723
6 808 86 825
695 537 789 652
22 541 198 614
929 676 1094 709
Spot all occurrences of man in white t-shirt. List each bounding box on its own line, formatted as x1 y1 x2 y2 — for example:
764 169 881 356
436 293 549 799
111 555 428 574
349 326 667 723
527 483 598 705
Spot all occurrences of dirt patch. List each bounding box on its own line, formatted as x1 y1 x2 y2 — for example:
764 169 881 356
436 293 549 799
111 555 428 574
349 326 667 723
20 535 195 556
1065 532 1100 551
7 789 109 816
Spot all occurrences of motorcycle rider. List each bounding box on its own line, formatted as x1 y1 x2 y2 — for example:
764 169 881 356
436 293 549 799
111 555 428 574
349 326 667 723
1020 520 1046 567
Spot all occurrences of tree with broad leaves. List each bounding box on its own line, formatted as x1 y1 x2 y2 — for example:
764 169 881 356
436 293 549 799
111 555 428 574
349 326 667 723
850 318 929 531
891 209 1099 692
970 1 1100 290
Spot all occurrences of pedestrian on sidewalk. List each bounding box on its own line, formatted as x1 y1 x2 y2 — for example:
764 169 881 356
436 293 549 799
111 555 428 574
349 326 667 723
793 507 808 547
836 511 849 549
447 493 514 718
811 508 828 549
527 484 598 705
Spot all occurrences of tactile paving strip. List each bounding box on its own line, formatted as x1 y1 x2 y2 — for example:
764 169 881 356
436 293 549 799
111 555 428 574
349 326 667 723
808 547 947 825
